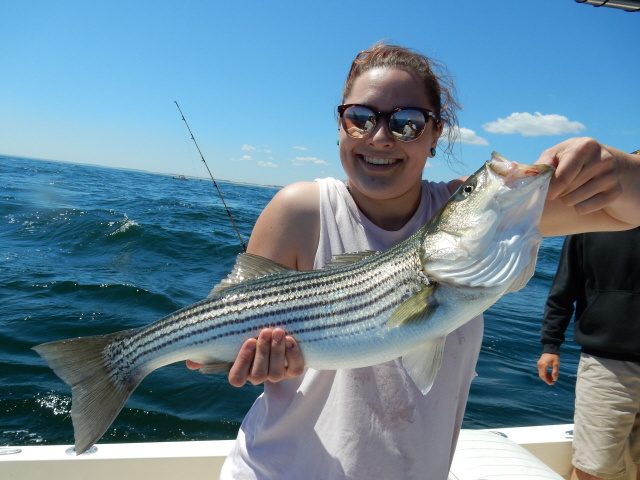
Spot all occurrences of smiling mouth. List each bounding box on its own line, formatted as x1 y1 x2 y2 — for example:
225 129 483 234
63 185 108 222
362 155 399 166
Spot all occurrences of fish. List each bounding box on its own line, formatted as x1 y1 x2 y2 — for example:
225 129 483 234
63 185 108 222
33 152 553 455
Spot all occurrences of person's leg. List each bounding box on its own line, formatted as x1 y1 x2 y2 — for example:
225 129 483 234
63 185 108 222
572 355 639 480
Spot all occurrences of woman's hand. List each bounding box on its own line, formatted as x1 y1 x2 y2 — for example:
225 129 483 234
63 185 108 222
536 137 622 214
186 327 305 387
537 137 640 234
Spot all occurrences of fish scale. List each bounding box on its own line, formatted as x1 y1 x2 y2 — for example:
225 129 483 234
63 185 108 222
33 152 554 454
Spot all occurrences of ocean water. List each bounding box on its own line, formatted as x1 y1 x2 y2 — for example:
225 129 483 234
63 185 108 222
0 154 579 448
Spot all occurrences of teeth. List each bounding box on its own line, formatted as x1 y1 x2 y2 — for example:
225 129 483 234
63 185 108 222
363 156 397 165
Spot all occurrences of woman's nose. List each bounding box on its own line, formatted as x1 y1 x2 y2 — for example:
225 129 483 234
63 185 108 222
367 118 395 147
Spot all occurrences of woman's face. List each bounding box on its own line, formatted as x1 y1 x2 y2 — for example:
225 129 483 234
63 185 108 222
339 67 442 203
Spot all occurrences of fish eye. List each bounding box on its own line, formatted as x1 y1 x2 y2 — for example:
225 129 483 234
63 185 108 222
453 179 476 202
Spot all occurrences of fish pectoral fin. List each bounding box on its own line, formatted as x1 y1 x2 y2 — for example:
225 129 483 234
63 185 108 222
386 284 437 327
210 253 294 296
505 242 540 293
401 338 446 395
323 250 379 269
198 361 234 375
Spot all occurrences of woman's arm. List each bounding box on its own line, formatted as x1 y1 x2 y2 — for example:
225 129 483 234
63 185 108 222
188 182 320 387
536 138 640 236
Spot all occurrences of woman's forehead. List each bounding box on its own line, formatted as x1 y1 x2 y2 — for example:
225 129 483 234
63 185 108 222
345 67 434 110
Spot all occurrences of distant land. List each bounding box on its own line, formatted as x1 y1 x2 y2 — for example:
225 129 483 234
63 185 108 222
1 153 283 190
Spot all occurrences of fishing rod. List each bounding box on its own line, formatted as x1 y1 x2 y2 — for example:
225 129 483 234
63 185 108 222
174 101 247 252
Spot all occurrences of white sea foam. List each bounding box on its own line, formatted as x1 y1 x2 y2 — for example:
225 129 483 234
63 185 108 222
109 213 138 235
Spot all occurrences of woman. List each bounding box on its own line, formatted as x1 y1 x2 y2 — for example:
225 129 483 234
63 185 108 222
190 44 640 479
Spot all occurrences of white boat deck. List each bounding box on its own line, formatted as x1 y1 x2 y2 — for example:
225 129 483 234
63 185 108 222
0 424 636 480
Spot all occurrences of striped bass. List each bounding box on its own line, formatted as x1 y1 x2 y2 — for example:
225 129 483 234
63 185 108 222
34 152 553 455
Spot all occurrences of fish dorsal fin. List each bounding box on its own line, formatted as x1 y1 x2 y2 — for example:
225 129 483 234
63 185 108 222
323 250 378 269
210 253 293 296
386 284 438 327
401 337 446 394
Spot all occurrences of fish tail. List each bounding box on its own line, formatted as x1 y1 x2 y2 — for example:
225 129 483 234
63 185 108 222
33 330 144 455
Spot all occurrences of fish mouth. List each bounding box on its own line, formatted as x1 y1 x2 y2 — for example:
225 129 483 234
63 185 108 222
488 154 554 189
487 153 554 219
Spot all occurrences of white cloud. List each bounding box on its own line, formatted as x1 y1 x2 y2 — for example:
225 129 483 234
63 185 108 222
292 146 308 151
290 156 330 166
242 144 273 154
257 161 278 168
482 112 586 137
442 126 489 146
230 155 253 162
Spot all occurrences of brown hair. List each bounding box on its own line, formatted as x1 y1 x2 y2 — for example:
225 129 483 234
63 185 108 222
342 43 461 159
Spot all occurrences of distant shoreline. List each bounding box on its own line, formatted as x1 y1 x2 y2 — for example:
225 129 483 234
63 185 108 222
165 173 282 190
0 153 283 190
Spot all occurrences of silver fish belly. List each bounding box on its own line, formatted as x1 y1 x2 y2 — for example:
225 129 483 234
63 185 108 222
33 152 554 454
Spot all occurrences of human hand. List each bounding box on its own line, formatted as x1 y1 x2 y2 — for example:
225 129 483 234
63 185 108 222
186 328 305 387
536 353 560 386
535 137 622 215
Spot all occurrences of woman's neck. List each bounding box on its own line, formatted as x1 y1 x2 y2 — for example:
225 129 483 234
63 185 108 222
346 180 422 231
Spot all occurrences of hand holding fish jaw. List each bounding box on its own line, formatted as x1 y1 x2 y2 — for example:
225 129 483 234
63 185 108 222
186 328 305 387
536 138 629 215
535 137 640 234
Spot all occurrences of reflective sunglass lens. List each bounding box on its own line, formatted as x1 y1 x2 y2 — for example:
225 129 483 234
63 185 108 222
343 105 376 138
389 110 426 141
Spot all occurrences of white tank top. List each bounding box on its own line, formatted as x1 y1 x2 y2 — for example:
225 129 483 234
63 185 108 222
221 178 484 480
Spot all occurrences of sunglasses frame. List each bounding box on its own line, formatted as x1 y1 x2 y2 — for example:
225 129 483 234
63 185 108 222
337 104 440 142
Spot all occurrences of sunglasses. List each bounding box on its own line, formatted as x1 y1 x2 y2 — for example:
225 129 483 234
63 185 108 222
338 104 439 142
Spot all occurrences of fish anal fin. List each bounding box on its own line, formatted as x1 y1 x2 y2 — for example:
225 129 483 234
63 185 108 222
198 361 233 375
387 284 437 327
401 338 446 395
210 253 294 296
33 331 145 455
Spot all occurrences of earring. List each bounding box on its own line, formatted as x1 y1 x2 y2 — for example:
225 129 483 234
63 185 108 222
430 147 437 157
337 139 340 145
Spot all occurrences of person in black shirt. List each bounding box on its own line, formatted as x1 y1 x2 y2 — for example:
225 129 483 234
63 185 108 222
538 228 640 480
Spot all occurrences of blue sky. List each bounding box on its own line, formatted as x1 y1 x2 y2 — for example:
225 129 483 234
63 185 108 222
1 1 638 186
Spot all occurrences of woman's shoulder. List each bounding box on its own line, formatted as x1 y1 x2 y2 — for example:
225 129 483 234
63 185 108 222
270 181 321 219
278 181 320 200
247 181 320 270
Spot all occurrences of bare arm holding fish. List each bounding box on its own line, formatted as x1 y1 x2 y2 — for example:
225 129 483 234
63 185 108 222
536 138 640 235
225 183 316 386
187 182 316 386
